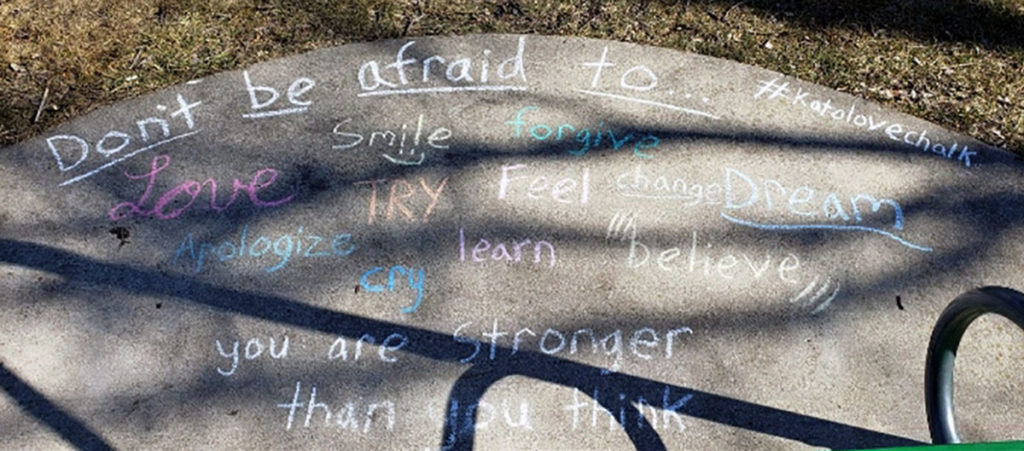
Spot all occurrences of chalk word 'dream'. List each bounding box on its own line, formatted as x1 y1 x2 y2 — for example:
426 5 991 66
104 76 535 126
616 164 723 206
241 70 315 119
608 214 801 284
47 93 201 186
173 224 356 274
454 319 693 372
753 78 976 167
331 113 452 166
577 46 720 120
359 265 425 314
354 176 448 224
278 381 396 432
215 335 289 377
505 106 660 158
357 37 527 96
109 155 294 221
458 228 556 268
722 167 932 252
498 163 590 204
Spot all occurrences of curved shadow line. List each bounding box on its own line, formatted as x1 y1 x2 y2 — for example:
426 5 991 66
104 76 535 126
0 238 925 449
0 362 114 451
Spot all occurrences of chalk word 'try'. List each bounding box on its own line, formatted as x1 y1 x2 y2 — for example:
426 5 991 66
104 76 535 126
47 93 201 186
505 106 661 158
109 155 294 221
359 265 426 314
354 176 448 224
173 224 356 274
331 113 452 166
357 37 527 95
753 78 977 167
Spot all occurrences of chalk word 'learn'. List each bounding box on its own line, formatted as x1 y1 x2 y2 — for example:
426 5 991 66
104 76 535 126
753 78 976 167
109 154 294 221
331 113 452 166
721 167 932 252
357 37 527 96
173 224 356 274
458 228 556 268
47 93 201 186
505 106 661 158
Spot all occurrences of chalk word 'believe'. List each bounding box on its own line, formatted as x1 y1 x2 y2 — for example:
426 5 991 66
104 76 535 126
498 163 590 204
609 214 801 283
722 167 932 252
454 320 693 372
173 224 356 274
753 78 977 167
357 37 527 96
458 228 556 268
110 154 294 221
505 106 661 158
47 94 202 186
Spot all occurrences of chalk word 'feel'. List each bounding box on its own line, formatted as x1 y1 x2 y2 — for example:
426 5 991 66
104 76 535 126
110 155 294 221
498 163 590 204
173 224 355 274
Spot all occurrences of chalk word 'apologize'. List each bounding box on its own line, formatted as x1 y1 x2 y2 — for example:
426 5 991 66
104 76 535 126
505 106 661 158
173 224 356 273
753 78 977 167
722 167 932 252
110 154 294 221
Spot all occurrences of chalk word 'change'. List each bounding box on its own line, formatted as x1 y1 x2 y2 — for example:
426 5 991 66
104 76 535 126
615 164 723 206
47 94 201 186
722 167 931 252
454 320 693 372
753 78 977 167
505 106 661 158
357 37 527 96
110 154 294 221
331 113 452 166
173 224 356 274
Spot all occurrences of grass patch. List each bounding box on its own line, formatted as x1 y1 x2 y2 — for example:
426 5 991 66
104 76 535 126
2 0 1022 153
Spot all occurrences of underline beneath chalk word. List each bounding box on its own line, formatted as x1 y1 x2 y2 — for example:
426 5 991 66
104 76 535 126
59 130 203 187
356 85 529 97
720 212 933 252
576 89 721 120
241 107 308 119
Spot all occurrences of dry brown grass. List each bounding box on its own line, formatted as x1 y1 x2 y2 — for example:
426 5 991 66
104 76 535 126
2 0 1023 153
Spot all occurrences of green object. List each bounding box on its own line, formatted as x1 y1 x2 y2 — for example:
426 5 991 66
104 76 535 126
860 441 1024 450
